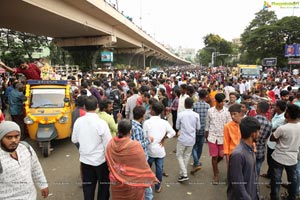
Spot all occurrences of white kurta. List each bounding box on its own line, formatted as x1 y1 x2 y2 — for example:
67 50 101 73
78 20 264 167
0 143 48 200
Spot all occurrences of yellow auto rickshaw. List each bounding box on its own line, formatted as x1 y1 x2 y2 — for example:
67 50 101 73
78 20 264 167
23 80 74 157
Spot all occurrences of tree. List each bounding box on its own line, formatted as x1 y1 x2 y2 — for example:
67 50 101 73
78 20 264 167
0 29 50 65
195 49 211 66
240 10 300 67
199 34 234 66
244 10 277 32
0 28 70 67
240 10 278 64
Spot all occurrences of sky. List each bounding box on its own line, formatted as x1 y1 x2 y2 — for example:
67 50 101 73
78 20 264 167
111 0 300 50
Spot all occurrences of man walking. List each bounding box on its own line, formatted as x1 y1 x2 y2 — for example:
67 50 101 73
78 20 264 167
191 89 210 174
205 93 231 184
72 96 112 200
176 97 200 181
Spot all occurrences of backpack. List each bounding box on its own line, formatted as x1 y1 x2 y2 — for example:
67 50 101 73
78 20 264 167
109 89 122 110
0 141 32 174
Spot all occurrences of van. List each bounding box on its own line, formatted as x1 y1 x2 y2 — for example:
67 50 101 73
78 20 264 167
93 71 114 79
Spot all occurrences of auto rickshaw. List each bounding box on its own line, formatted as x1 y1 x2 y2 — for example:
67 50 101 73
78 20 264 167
23 80 74 157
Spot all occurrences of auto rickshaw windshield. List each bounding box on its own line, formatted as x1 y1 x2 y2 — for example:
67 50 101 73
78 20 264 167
30 88 65 108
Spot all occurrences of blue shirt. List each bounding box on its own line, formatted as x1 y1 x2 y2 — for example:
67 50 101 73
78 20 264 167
267 112 285 149
131 120 150 158
193 100 210 135
8 89 25 115
176 109 201 146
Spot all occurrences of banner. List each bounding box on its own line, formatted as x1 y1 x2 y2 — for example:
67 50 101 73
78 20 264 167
285 44 300 57
101 52 113 62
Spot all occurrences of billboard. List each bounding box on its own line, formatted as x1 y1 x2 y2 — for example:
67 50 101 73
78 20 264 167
101 52 113 62
262 58 277 66
285 44 300 57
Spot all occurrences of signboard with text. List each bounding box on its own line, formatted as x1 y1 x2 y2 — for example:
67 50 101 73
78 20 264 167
285 44 300 57
101 52 113 62
262 58 277 66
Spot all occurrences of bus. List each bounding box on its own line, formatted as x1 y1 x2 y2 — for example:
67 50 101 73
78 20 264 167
238 64 261 78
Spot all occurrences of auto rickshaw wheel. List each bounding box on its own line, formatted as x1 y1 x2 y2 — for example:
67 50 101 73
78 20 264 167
42 142 51 157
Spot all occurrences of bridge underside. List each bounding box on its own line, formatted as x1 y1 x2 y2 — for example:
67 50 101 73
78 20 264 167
0 0 189 65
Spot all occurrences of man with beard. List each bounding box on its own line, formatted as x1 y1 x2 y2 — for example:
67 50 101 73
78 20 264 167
98 99 122 137
0 121 49 199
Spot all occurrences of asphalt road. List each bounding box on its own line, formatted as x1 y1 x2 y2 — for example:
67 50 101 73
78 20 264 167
28 134 287 200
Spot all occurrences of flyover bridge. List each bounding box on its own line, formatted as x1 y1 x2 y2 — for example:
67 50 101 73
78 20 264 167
0 0 190 67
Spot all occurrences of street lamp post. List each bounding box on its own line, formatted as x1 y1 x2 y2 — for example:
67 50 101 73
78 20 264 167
204 47 216 69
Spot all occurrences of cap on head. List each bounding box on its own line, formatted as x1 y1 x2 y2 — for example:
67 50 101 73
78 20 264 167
0 121 20 141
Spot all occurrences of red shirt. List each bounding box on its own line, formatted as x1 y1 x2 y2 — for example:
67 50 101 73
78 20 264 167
15 63 41 80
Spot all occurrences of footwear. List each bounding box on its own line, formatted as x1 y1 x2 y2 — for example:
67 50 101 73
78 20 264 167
260 173 270 179
178 176 189 182
280 192 288 200
212 176 219 185
155 186 162 193
190 166 202 175
162 172 169 177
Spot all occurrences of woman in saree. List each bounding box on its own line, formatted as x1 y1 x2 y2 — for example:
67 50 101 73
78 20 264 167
105 119 159 200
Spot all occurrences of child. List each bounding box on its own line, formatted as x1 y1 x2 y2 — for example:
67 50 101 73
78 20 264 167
223 104 244 163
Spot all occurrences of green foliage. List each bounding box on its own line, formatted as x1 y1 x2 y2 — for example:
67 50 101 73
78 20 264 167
240 10 300 67
0 28 70 67
199 34 234 66
0 28 49 66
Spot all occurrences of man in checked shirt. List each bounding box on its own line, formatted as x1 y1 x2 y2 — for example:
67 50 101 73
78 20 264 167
254 101 272 176
191 89 210 175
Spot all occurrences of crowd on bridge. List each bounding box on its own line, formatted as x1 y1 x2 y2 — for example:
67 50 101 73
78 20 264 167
1 58 300 200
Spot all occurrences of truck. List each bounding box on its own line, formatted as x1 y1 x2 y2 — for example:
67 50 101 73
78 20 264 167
237 64 261 78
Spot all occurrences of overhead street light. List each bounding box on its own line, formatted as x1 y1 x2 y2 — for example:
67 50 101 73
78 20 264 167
203 47 216 69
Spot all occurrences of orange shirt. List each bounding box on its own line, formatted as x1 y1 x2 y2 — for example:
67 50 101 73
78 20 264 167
209 90 218 107
223 121 241 155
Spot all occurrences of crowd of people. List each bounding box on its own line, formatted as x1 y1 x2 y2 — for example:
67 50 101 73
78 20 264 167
1 58 300 199
48 64 300 200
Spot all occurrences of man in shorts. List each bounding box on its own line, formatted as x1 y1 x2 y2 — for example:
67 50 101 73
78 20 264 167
205 93 231 184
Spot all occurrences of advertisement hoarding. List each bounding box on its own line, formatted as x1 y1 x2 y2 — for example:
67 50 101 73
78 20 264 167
285 44 300 57
101 52 113 62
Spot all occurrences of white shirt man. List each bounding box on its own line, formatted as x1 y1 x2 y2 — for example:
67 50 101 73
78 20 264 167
72 96 111 200
0 121 48 199
239 81 246 95
125 88 140 120
224 84 235 101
